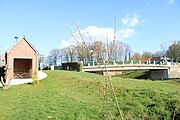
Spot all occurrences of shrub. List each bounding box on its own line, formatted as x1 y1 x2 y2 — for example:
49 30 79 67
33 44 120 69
32 68 39 85
42 66 51 70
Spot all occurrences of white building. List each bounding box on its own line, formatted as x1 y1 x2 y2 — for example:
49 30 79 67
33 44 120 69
0 54 5 67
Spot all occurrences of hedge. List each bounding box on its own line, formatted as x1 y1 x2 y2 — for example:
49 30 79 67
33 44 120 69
62 62 83 72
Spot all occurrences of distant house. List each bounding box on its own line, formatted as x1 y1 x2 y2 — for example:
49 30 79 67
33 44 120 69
5 36 38 80
141 57 151 64
151 56 170 61
0 54 5 67
151 56 171 64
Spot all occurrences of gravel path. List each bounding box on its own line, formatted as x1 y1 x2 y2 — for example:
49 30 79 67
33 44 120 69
0 71 47 86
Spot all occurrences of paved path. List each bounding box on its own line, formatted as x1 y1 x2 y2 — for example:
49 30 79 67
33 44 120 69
0 71 47 86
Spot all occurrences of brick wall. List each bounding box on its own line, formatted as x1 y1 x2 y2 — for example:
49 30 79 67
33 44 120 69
6 38 38 80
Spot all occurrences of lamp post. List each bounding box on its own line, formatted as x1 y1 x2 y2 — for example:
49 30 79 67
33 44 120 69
14 36 18 43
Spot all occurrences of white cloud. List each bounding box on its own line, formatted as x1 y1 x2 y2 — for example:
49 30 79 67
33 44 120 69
118 28 135 39
60 12 144 48
122 18 128 26
168 0 174 4
143 0 150 5
60 39 75 48
121 12 141 28
61 25 135 47
72 26 114 42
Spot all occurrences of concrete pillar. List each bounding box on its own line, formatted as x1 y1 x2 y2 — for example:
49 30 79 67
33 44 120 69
149 59 151 64
51 65 54 70
103 60 105 65
113 60 116 65
131 60 133 64
139 60 141 64
149 70 168 80
153 61 156 65
122 60 124 65
93 61 95 66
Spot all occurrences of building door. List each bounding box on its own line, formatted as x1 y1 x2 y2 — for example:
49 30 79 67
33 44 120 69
13 58 32 79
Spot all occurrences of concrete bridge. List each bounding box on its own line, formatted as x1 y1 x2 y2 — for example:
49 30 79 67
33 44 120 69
83 64 180 80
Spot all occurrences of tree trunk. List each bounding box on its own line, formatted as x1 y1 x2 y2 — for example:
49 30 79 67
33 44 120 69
1 76 11 90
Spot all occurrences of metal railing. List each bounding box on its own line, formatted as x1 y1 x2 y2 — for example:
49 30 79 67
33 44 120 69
83 60 180 66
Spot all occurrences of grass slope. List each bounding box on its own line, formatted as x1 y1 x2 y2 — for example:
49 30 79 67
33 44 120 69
0 70 179 120
113 70 149 79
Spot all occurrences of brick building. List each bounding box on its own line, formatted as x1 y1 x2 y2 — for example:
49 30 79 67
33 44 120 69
5 36 38 80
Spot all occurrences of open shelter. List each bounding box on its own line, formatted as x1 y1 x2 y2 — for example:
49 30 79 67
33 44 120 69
5 36 38 80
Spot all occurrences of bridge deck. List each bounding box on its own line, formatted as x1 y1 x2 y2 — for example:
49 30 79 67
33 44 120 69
83 64 170 72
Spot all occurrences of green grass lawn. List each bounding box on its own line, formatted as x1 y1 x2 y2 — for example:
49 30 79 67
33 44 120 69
0 70 179 120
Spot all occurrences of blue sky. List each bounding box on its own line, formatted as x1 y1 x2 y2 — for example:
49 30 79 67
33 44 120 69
0 0 180 56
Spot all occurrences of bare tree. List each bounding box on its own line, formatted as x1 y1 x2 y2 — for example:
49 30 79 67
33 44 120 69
160 43 168 57
153 51 161 57
75 43 87 62
108 41 115 62
1 65 11 89
167 40 180 62
72 23 92 63
92 41 106 63
48 49 61 65
38 54 45 70
62 48 69 62
124 43 131 61
66 45 76 62
131 52 142 60
142 51 152 58
116 41 124 61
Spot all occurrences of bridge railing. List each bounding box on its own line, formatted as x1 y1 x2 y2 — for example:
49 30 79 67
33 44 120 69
83 60 180 66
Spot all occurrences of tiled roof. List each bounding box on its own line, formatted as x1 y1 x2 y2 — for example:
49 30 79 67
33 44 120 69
7 36 38 54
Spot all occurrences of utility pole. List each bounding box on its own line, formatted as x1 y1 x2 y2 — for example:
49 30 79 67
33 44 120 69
113 17 116 62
